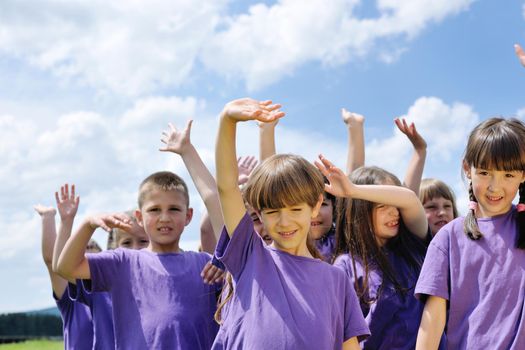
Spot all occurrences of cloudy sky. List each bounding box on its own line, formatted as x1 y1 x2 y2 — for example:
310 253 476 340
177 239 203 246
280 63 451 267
1 0 524 313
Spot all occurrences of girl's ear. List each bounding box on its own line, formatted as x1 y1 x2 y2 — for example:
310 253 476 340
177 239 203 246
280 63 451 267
311 194 324 218
462 161 471 179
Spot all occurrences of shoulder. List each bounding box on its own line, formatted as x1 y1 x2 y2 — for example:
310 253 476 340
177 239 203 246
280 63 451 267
333 254 363 278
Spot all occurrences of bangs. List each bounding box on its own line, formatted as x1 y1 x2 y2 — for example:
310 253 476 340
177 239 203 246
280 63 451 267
465 118 525 172
244 154 323 210
419 179 455 205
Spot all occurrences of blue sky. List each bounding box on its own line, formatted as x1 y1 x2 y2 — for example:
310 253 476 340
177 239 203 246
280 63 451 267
1 0 524 313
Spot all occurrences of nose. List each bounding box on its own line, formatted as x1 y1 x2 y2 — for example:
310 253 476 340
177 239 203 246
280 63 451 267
387 205 399 217
277 211 290 226
159 210 170 222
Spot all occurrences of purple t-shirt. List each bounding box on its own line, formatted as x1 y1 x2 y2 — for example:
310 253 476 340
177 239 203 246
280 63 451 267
87 248 219 349
415 207 525 349
54 283 94 350
74 279 115 350
213 212 369 350
315 227 336 263
334 249 432 350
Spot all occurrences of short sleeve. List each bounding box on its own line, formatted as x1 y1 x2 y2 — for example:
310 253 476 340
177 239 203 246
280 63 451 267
415 228 450 301
343 274 370 341
216 212 259 281
87 249 125 292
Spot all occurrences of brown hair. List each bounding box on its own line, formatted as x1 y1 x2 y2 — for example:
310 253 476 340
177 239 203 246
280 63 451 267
462 118 525 247
138 171 189 208
419 178 459 219
334 166 427 306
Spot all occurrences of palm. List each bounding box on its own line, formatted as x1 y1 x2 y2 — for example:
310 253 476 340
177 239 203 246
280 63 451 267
516 44 525 67
395 118 427 150
160 120 191 155
223 98 284 123
55 184 79 220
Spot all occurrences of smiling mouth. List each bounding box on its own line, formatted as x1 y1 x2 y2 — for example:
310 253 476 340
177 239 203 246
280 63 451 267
385 220 399 228
486 195 503 202
434 220 448 227
278 230 296 237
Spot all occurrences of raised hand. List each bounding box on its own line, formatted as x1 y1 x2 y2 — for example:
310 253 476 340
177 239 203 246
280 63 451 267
34 204 56 217
221 98 285 123
515 44 525 67
86 213 132 233
200 261 225 285
257 119 279 129
395 118 427 151
314 155 355 198
159 120 193 155
55 184 79 221
341 108 364 127
237 156 258 185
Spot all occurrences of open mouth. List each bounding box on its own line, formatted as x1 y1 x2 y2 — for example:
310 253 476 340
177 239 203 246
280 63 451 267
278 230 296 238
434 220 448 227
486 195 503 203
385 220 399 228
158 226 172 233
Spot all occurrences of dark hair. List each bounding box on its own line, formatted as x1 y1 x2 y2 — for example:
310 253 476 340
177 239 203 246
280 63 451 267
462 118 525 248
138 171 189 208
334 166 427 306
419 178 459 219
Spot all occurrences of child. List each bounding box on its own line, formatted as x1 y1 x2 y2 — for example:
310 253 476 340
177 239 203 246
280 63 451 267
324 163 432 349
107 210 150 250
415 118 525 349
212 98 369 349
34 184 93 350
57 172 219 349
419 178 459 236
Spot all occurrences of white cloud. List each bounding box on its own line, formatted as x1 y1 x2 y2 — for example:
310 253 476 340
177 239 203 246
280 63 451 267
203 0 474 90
0 0 474 94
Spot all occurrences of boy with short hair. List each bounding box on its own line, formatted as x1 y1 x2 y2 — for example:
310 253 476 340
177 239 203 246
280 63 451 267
56 171 219 349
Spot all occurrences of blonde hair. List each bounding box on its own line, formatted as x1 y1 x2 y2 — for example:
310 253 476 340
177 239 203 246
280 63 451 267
419 178 459 219
138 171 189 209
243 154 324 211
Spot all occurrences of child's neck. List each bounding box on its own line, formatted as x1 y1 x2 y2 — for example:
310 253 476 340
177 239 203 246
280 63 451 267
146 242 183 254
272 242 313 258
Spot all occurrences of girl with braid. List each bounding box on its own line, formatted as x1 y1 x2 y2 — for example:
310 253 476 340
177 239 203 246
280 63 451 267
415 118 525 349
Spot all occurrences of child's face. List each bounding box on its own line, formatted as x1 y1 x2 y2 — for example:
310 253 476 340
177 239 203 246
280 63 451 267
310 194 333 240
465 164 525 218
423 196 454 236
372 203 400 247
116 221 149 250
247 206 272 245
136 188 193 253
260 198 322 256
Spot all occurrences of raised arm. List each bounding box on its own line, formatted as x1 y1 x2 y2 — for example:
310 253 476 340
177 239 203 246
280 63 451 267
515 44 525 67
52 184 79 275
416 296 446 350
56 212 131 280
341 108 365 174
216 98 284 235
258 120 278 161
315 155 428 240
34 204 68 299
395 118 427 194
160 120 223 242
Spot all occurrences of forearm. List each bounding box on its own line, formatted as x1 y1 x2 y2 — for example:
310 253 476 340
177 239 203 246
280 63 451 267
403 149 426 194
52 217 74 272
216 114 246 235
351 184 428 238
416 296 446 350
200 211 218 254
346 123 364 174
180 144 224 236
259 125 276 161
56 219 94 279
40 214 57 267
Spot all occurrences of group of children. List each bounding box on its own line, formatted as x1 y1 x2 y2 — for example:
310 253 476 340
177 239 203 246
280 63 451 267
33 45 525 349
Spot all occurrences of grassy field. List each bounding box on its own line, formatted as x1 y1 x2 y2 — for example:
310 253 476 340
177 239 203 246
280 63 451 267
0 340 63 349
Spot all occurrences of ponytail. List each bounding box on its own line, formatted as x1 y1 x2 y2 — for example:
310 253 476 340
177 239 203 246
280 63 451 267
214 272 233 324
516 182 525 249
464 181 483 240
